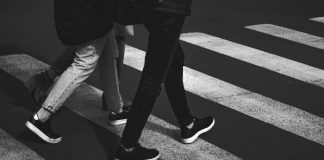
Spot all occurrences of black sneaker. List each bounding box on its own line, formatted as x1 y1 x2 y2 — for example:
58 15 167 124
25 114 62 144
26 71 54 107
114 143 160 160
108 105 131 126
181 116 215 144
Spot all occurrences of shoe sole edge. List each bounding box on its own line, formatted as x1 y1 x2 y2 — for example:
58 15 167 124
109 119 127 126
113 153 160 160
181 118 215 144
25 121 62 144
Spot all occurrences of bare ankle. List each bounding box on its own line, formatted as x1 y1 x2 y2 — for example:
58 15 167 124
36 108 52 122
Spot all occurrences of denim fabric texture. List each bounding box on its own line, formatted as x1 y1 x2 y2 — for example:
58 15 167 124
42 31 124 113
121 10 194 148
48 25 131 113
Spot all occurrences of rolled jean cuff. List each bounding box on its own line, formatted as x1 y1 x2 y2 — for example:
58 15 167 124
41 106 56 114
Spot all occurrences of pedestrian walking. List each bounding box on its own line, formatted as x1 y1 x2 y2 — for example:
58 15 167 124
113 0 215 159
26 24 134 126
25 0 119 143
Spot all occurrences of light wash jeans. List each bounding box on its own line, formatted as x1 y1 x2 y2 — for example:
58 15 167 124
42 30 124 113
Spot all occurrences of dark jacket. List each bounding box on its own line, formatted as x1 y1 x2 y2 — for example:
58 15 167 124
157 0 192 16
54 0 115 45
133 0 192 16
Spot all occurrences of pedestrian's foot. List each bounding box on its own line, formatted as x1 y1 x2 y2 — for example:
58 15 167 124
25 114 62 144
181 116 215 144
114 143 160 160
108 105 131 126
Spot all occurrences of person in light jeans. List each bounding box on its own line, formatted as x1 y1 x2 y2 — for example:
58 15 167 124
25 30 120 144
26 24 134 126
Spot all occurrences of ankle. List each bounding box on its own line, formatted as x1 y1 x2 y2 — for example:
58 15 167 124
114 108 124 114
36 108 52 122
33 113 48 123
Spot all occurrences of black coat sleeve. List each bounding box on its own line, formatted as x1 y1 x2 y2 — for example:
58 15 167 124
54 0 114 45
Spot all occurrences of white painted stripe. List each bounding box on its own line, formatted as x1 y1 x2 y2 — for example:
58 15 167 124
310 17 324 23
0 128 45 160
179 32 324 88
245 24 324 50
123 46 324 146
0 54 240 160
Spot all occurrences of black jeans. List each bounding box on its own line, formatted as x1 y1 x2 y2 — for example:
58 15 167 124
121 11 194 148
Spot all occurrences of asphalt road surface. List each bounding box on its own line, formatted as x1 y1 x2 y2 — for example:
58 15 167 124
0 0 324 160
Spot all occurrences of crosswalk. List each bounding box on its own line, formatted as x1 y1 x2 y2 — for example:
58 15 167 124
0 128 44 160
0 16 324 160
125 45 324 146
180 32 324 88
310 17 324 23
246 24 324 50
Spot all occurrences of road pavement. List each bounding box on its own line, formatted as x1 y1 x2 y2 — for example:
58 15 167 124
0 0 324 159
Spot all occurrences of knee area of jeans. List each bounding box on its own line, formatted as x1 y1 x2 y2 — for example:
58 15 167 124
73 64 96 74
75 46 100 61
167 68 183 76
141 71 164 83
73 56 98 71
137 83 162 97
65 65 96 81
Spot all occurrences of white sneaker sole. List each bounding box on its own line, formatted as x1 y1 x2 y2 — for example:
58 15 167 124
109 119 127 126
114 153 160 160
181 118 215 144
25 121 62 144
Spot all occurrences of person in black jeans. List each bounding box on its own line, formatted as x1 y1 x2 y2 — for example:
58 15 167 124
114 0 215 159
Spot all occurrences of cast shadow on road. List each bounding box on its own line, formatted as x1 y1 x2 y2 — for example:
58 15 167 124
0 68 38 112
146 120 179 141
0 66 167 159
0 68 123 159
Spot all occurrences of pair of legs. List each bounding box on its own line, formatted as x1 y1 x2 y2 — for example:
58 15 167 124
44 24 134 114
26 30 121 143
114 10 215 160
38 30 117 117
121 12 193 147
